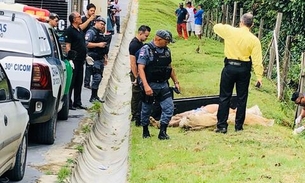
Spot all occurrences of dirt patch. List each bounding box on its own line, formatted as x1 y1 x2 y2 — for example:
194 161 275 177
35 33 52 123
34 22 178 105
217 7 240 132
33 117 94 183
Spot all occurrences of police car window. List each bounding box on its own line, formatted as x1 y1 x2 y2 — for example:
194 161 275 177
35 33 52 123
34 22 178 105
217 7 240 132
36 22 51 53
47 28 59 59
0 67 11 101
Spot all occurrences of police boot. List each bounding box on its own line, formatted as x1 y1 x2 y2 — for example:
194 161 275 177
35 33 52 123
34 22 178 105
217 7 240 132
89 89 98 103
135 118 141 127
158 124 170 140
142 125 151 138
135 113 141 127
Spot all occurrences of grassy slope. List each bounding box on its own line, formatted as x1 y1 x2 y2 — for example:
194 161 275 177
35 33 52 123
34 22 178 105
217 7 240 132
129 0 305 182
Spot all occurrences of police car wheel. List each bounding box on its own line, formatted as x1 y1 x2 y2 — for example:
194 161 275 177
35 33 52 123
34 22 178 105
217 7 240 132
37 113 57 145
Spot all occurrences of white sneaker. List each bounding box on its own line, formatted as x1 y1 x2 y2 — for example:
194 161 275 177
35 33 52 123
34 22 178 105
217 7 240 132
293 126 305 135
295 115 302 126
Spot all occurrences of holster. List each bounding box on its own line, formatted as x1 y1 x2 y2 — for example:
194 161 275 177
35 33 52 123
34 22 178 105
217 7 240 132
142 93 154 104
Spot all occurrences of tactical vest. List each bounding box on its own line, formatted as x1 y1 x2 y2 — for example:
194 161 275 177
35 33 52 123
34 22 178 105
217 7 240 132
87 27 112 60
144 43 172 83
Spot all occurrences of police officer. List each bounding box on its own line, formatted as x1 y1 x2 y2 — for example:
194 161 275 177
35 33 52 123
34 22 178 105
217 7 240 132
137 30 180 140
85 17 112 103
48 13 60 29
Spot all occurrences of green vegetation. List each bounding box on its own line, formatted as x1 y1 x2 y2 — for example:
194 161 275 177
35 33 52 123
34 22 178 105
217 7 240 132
195 0 305 91
128 0 305 182
81 124 91 134
57 159 75 183
75 144 84 153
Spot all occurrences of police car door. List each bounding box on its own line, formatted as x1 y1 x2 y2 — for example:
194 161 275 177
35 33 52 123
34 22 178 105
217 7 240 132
43 24 65 100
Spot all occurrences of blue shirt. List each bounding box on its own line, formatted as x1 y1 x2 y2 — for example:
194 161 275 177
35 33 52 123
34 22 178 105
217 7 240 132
194 9 204 25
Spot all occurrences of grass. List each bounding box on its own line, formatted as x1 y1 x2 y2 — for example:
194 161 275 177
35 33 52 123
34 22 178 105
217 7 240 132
57 159 75 183
128 0 305 182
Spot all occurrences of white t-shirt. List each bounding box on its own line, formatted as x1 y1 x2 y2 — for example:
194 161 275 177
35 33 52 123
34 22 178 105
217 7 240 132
186 7 194 22
112 3 120 16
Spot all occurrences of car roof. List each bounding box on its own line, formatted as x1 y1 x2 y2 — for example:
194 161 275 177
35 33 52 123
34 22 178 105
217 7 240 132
0 9 51 56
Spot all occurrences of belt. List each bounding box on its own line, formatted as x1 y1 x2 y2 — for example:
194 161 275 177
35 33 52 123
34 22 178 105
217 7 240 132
225 58 251 67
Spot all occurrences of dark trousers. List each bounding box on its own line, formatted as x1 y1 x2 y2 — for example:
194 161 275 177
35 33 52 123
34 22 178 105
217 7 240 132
217 59 251 130
130 72 142 119
70 60 84 106
91 60 104 90
114 16 120 33
84 63 93 87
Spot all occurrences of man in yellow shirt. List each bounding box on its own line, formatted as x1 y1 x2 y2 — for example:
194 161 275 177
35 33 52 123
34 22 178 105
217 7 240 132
213 13 263 133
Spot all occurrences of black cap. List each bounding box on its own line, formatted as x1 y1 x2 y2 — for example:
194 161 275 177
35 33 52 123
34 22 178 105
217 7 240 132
156 30 174 43
95 16 106 24
49 13 60 20
291 91 300 101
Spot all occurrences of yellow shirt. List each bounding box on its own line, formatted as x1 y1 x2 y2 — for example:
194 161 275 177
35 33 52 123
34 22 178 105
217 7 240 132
213 24 263 81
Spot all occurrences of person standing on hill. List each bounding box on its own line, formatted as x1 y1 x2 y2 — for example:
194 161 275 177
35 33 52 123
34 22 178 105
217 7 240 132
185 1 195 37
213 13 263 133
129 25 151 126
175 3 189 40
194 4 204 39
137 30 179 140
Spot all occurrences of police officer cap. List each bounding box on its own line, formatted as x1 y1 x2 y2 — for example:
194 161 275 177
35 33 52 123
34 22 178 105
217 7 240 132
49 13 60 20
156 30 173 43
291 91 300 101
95 16 106 24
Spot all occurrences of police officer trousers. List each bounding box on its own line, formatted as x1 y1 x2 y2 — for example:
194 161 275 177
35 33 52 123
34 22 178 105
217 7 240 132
92 60 105 90
217 59 252 130
140 82 174 126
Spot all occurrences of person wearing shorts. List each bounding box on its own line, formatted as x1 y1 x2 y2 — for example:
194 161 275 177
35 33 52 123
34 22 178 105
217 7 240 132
194 4 204 39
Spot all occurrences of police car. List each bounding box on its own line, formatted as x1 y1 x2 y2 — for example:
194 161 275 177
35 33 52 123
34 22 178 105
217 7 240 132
0 8 71 144
0 63 31 181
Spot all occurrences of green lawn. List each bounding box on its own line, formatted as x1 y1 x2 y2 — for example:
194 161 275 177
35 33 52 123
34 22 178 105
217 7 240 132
128 0 303 182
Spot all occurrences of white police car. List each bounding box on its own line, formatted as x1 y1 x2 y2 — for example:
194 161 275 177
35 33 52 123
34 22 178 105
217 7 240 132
0 63 31 181
0 9 71 144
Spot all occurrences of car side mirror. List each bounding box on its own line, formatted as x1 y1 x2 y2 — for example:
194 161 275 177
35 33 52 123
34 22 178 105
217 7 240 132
14 86 31 102
66 50 77 60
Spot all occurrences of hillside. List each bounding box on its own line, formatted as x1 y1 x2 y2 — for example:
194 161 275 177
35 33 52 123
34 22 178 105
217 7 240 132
128 0 305 182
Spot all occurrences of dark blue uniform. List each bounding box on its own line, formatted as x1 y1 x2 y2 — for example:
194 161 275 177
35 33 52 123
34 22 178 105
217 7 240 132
85 27 112 102
137 42 174 140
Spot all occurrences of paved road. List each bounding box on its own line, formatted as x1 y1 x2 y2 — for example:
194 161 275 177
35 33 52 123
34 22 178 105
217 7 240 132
8 0 130 182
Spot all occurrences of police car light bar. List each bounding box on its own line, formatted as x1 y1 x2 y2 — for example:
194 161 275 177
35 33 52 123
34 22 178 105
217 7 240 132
23 5 50 22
